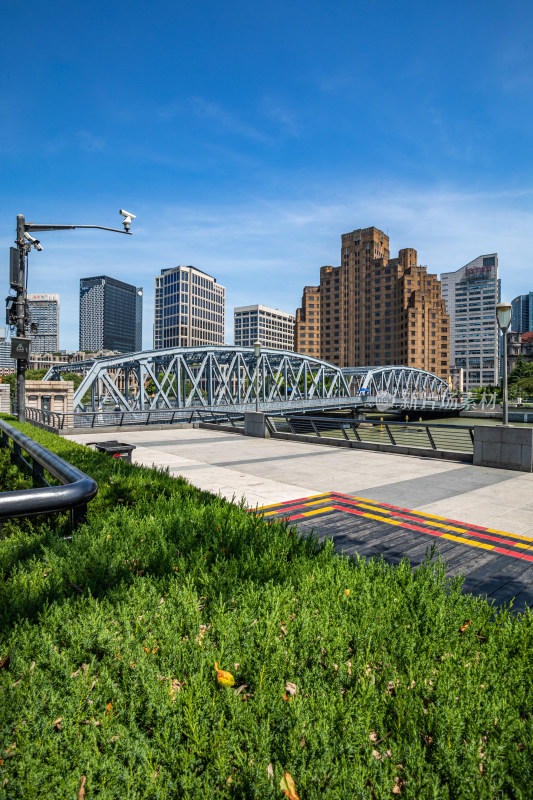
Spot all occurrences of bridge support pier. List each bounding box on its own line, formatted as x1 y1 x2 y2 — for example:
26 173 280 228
244 412 270 438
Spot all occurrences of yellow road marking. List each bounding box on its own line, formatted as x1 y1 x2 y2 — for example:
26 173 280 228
353 502 392 514
299 506 335 517
345 495 532 542
256 493 533 549
485 527 533 542
253 493 329 512
440 533 493 550
261 497 334 517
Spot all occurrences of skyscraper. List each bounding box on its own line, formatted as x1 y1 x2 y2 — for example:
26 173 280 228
511 293 533 333
234 305 295 349
153 265 225 349
295 227 449 378
441 255 500 388
27 293 60 353
79 276 143 353
0 327 15 372
294 286 321 358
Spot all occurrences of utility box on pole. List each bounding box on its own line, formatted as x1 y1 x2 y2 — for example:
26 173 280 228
10 337 31 360
9 247 23 289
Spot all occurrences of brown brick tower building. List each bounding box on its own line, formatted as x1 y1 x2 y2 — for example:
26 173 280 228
294 285 321 358
295 226 449 379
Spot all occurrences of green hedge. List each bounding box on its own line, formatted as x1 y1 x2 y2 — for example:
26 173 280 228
0 418 532 799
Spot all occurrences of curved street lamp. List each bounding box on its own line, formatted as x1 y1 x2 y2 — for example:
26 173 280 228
496 301 512 427
10 211 134 422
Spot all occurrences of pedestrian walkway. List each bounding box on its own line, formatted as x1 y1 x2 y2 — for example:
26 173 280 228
65 426 533 539
253 492 533 609
64 426 533 608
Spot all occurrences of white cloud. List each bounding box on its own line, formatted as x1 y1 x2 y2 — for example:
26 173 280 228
260 95 299 137
189 97 269 142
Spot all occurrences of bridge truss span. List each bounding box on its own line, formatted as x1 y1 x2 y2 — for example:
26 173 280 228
42 347 460 413
343 365 455 410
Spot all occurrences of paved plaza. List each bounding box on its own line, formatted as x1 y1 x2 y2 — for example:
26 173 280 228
65 426 533 607
66 426 533 538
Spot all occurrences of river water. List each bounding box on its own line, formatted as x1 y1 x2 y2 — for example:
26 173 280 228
368 412 533 429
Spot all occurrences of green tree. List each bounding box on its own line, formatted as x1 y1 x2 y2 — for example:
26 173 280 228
507 355 533 398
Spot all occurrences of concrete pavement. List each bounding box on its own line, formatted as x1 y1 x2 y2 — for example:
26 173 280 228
64 426 533 539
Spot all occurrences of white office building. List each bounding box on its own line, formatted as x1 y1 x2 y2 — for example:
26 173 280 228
440 254 500 389
27 293 60 353
0 327 15 372
234 305 296 349
154 265 225 349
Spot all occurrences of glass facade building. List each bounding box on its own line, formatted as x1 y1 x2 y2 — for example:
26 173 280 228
0 327 15 371
154 265 225 349
234 305 295 349
511 293 533 333
79 276 143 353
27 293 60 353
441 255 500 388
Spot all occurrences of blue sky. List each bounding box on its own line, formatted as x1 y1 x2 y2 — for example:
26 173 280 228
1 0 533 349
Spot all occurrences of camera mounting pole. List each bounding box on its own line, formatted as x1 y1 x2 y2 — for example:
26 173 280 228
10 212 133 423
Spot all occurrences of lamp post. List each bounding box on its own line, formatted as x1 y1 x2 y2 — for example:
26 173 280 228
253 340 261 412
496 301 512 427
9 211 134 423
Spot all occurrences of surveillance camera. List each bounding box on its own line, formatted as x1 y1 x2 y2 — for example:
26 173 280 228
119 208 136 232
24 232 43 251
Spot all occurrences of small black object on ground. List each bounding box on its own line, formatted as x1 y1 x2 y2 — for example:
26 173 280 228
87 440 136 463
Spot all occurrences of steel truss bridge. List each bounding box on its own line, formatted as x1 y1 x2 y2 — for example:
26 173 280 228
43 346 461 414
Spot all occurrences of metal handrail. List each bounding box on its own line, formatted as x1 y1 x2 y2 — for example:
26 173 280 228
0 418 98 526
25 406 245 430
267 415 475 454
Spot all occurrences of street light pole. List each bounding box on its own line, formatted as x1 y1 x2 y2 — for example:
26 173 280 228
253 341 261 412
14 215 28 422
496 301 512 427
9 211 134 423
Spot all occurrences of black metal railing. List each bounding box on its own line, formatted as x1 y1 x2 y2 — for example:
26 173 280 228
25 406 245 431
0 418 98 527
266 415 475 454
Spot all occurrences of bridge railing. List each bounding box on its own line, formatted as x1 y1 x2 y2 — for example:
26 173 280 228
266 415 475 454
25 406 245 431
0 417 98 527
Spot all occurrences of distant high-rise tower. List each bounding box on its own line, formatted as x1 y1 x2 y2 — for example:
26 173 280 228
294 286 321 358
234 305 295 349
79 276 142 353
511 292 533 333
441 255 500 388
294 227 449 379
27 293 60 353
154 265 225 349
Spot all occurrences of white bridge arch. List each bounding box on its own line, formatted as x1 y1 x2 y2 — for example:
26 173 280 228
43 346 460 413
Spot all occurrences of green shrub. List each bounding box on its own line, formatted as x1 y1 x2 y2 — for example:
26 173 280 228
0 418 532 798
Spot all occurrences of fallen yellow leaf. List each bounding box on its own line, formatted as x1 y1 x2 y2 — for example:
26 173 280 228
214 662 235 687
280 771 299 800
